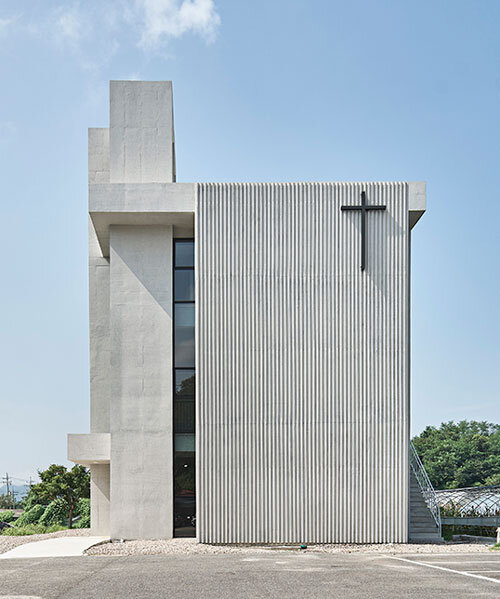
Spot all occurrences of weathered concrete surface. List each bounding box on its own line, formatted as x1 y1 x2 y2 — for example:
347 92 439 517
89 218 111 432
0 537 107 559
110 80 175 184
67 433 110 465
197 182 418 544
90 464 110 535
408 181 426 228
109 225 174 539
88 128 110 184
89 182 195 256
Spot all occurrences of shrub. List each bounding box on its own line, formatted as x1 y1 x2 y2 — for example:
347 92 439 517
74 498 90 528
2 524 46 536
39 499 69 526
22 488 45 511
1 523 67 536
0 511 15 523
14 504 45 527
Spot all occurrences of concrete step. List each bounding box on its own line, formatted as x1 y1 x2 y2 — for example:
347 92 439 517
410 516 439 523
410 511 435 518
409 469 444 543
410 515 435 526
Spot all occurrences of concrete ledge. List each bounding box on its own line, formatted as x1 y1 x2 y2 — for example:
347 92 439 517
68 433 111 465
90 182 195 256
408 181 426 229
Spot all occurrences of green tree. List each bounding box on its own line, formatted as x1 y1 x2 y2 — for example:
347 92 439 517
31 465 90 528
0 495 12 510
412 420 500 489
22 486 46 511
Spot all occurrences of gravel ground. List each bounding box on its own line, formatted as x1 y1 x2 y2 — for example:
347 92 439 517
1 531 494 558
0 528 93 555
85 537 495 556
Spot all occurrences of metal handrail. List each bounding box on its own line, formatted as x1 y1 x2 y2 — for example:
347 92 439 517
409 441 441 533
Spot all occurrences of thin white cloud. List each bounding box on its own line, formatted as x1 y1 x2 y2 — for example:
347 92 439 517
56 7 83 43
0 1 221 70
0 121 16 145
135 0 220 48
0 14 20 34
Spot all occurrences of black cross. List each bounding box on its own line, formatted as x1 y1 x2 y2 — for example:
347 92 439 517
341 191 386 271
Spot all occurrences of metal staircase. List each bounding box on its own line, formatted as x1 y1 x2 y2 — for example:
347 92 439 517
409 441 444 543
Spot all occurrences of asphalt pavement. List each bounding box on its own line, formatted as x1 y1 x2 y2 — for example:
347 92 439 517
0 551 499 598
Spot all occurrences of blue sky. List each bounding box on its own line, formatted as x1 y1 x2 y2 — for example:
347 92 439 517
0 0 499 483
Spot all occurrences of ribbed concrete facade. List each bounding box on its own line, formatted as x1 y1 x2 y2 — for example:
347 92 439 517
197 182 410 544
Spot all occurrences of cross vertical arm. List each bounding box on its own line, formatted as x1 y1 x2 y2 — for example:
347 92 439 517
341 191 387 272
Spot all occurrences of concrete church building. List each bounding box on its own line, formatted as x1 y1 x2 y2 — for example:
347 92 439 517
68 80 440 544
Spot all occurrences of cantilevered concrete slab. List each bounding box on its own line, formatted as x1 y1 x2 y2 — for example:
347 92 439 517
89 182 195 257
67 433 110 465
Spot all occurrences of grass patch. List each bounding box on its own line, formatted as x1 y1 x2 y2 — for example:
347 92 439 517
1 524 68 536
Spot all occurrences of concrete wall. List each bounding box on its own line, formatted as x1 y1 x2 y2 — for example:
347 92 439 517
89 129 111 433
109 225 174 539
196 182 411 544
109 81 175 184
90 464 110 535
81 83 179 538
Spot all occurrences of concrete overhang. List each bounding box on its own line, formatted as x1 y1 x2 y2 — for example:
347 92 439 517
89 182 196 257
408 181 426 229
67 433 111 466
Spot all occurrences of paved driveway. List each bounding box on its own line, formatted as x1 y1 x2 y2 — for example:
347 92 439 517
0 552 499 598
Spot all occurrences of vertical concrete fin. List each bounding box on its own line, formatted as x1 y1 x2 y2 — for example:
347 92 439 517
88 128 110 184
89 216 111 433
109 225 174 539
90 464 110 535
109 81 175 183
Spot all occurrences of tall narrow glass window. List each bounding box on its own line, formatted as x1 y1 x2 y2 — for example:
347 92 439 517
173 239 195 537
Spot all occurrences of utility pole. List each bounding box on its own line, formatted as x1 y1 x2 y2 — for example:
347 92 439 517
2 473 11 509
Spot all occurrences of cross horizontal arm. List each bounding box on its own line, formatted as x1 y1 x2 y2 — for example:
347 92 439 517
340 206 362 211
365 205 386 210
